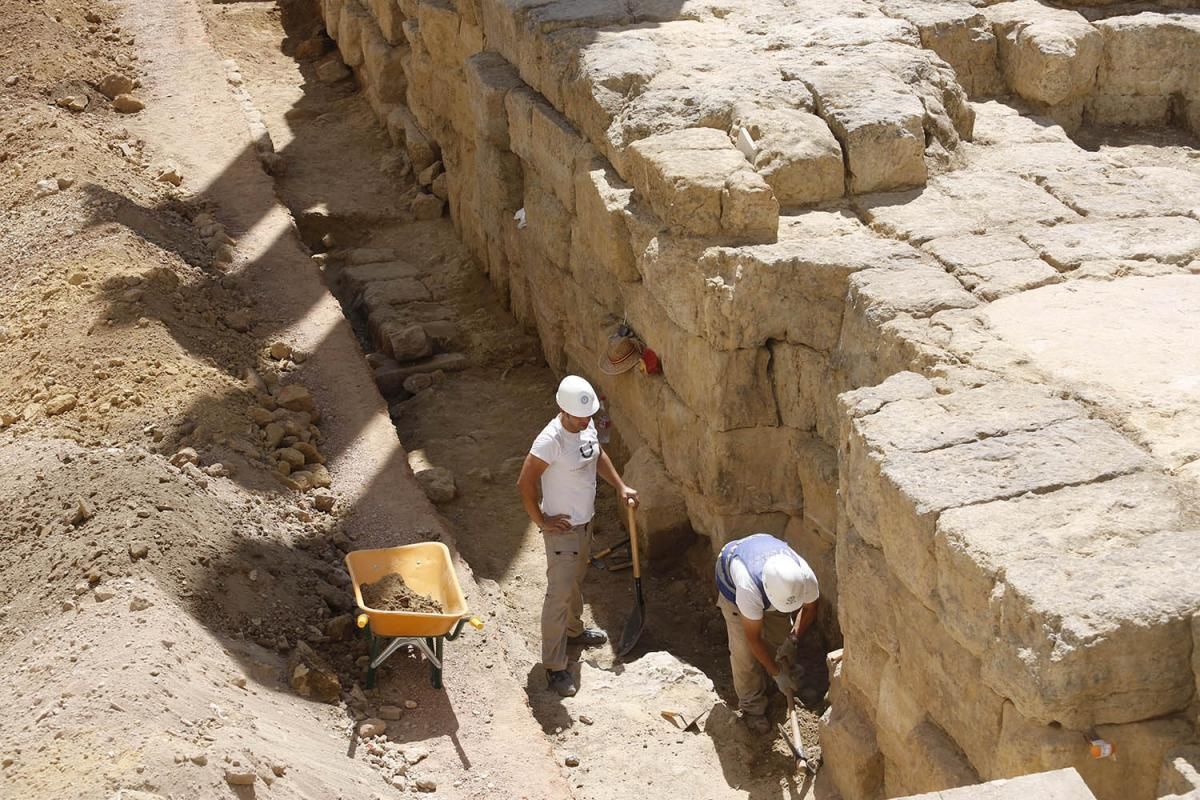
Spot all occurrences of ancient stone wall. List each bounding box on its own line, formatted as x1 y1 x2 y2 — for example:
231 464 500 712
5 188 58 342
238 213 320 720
312 0 1200 797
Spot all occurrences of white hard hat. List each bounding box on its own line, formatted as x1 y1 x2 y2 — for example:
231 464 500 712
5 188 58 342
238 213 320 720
556 375 601 418
762 554 816 613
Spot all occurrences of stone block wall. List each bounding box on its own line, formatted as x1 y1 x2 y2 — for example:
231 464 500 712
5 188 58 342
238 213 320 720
313 0 1200 797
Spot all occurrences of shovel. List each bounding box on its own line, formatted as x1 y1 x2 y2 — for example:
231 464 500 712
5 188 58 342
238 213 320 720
615 498 645 657
778 691 811 771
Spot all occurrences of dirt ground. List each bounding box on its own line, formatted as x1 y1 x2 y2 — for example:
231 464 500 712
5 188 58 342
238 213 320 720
0 1 832 798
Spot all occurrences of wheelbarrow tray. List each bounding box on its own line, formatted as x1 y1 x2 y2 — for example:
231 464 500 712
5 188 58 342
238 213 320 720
345 543 469 638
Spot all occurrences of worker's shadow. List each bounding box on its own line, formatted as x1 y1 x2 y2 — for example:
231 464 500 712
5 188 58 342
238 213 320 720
706 702 817 799
523 663 577 734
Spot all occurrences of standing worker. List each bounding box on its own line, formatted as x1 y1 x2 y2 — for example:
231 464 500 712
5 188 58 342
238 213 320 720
517 375 639 698
715 533 819 733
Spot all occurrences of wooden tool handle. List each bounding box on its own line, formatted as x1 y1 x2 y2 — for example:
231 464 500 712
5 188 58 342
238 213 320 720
627 499 641 580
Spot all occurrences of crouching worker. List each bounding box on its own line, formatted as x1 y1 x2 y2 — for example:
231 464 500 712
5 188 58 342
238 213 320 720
715 533 819 734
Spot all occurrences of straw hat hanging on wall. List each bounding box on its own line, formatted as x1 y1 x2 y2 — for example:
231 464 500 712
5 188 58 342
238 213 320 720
598 327 643 375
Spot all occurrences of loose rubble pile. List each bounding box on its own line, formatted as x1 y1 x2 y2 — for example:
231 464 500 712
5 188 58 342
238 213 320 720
361 572 444 613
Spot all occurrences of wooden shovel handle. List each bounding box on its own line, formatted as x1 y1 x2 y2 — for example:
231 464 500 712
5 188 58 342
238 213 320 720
627 499 641 580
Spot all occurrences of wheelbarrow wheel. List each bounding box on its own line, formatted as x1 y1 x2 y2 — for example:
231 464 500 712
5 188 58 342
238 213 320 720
428 637 444 689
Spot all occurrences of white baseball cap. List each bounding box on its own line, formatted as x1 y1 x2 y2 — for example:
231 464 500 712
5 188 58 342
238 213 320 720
556 375 600 418
762 554 818 612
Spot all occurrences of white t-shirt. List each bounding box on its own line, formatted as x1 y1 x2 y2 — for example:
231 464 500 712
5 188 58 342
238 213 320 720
529 415 600 526
729 558 819 621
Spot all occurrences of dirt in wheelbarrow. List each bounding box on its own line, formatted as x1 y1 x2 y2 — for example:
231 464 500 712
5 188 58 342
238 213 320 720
361 573 445 613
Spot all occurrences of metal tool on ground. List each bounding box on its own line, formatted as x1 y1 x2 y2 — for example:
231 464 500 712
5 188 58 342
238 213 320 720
589 538 630 570
778 690 813 772
346 542 484 689
615 498 645 657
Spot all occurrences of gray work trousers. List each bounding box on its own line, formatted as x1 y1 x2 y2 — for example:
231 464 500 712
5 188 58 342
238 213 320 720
718 594 792 716
541 522 593 671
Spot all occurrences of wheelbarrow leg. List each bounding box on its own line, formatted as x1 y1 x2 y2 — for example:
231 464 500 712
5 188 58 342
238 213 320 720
428 637 444 689
366 631 381 690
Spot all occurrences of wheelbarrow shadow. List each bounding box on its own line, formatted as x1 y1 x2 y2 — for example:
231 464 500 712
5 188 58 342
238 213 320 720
364 648 471 769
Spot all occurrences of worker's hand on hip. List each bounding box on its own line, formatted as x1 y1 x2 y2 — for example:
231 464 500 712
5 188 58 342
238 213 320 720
540 514 572 532
773 670 798 696
776 634 799 665
620 486 639 508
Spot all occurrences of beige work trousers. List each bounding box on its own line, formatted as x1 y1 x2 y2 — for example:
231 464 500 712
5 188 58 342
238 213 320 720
718 594 792 716
541 522 593 671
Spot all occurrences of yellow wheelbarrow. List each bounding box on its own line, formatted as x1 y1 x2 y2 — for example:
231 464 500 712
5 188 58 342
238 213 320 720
345 542 483 689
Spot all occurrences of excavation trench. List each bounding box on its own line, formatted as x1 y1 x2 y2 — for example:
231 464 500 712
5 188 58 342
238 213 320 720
197 1 832 797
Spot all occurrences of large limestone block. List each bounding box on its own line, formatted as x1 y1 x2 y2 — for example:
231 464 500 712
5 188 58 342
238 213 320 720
1033 164 1200 220
622 285 778 431
731 104 844 207
987 0 1102 107
521 171 571 269
846 265 979 327
879 0 1003 97
365 0 406 44
876 660 980 797
620 448 693 563
639 211 925 352
1090 14 1200 128
855 170 1078 245
417 0 464 68
783 514 838 638
820 680 884 800
625 127 779 239
337 0 373 68
769 341 840 444
924 233 1060 301
850 404 1151 603
893 583 1004 776
835 527 897 658
573 158 638 283
806 70 927 195
894 769 1096 800
473 140 523 230
1020 217 1200 270
995 701 1197 800
324 0 348 38
506 88 593 212
797 436 837 536
682 487 789 549
465 52 522 148
361 25 408 103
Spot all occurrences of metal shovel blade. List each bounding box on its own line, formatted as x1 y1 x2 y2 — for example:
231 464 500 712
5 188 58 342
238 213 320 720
616 579 644 657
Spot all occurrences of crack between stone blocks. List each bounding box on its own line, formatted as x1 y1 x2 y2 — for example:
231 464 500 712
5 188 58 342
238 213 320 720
936 465 1150 516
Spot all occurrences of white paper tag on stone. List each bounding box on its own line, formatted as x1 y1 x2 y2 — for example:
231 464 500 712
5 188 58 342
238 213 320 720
514 207 527 229
736 127 758 161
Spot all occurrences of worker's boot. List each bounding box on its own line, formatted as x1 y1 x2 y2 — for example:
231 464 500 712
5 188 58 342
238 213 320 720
567 627 607 648
547 669 577 697
740 712 772 735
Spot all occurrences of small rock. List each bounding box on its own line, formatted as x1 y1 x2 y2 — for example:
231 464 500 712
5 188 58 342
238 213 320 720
295 37 328 61
190 753 208 766
56 176 75 190
249 406 274 426
203 462 231 478
325 614 354 641
170 447 199 468
69 496 95 526
414 467 456 504
4 75 17 87
402 745 429 764
287 641 341 702
431 172 448 201
579 715 594 725
98 73 135 99
85 11 102 22
57 95 89 112
315 54 350 83
224 769 256 786
34 179 59 198
565 755 580 767
417 161 442 186
264 422 285 449
224 310 252 332
292 441 323 464
129 542 149 560
129 596 152 612
276 447 305 468
404 699 419 710
60 600 75 612
358 718 387 738
410 193 445 221
313 492 336 513
113 93 145 113
416 779 437 793
268 341 292 360
403 373 435 394
94 588 115 602
44 394 77 416
271 763 286 777
276 384 314 412
155 165 183 186
379 705 404 721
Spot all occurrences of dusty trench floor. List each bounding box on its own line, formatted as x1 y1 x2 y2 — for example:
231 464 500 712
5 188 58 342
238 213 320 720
177 0 833 797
